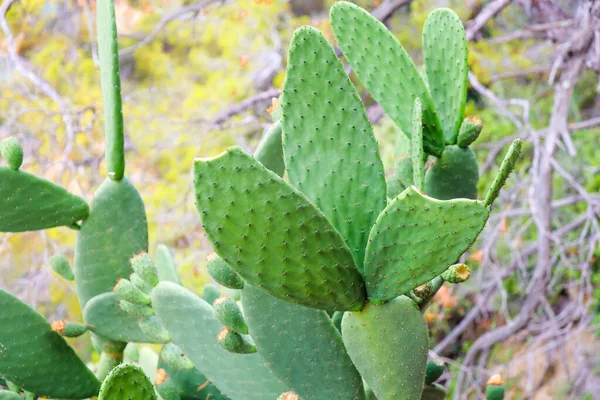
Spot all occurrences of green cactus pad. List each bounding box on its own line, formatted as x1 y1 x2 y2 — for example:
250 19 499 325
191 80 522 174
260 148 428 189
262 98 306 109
50 320 88 338
424 145 479 200
151 282 289 399
242 284 365 400
74 177 148 307
411 98 425 191
484 139 522 207
159 344 194 371
124 342 140 363
120 299 154 317
131 273 153 294
281 26 386 271
83 292 168 343
331 311 343 333
217 328 257 354
155 376 181 400
207 253 244 290
486 384 505 400
425 358 445 385
155 244 182 285
0 289 100 398
421 385 447 400
0 137 23 170
423 8 468 143
457 116 483 148
0 391 22 400
330 2 445 157
201 284 222 305
364 186 489 302
254 120 285 177
50 253 74 281
114 278 152 305
98 363 156 400
213 296 248 334
0 168 89 232
342 296 428 400
193 147 366 311
138 317 172 343
131 252 159 287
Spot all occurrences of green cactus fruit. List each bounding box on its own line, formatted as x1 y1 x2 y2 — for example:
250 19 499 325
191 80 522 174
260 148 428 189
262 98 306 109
97 364 156 400
0 391 22 400
411 98 425 191
0 137 23 170
0 289 100 398
342 296 428 400
241 284 365 400
152 282 289 399
97 0 125 181
159 344 195 371
50 320 88 337
193 147 366 311
131 273 153 294
484 139 522 207
213 296 248 335
154 374 181 400
0 168 89 232
281 26 387 272
49 253 74 281
202 284 222 304
114 278 152 305
364 186 489 302
120 299 154 317
331 311 343 333
424 145 479 200
83 292 168 343
420 385 447 400
424 358 445 385
206 253 244 290
155 244 182 285
278 392 301 400
217 328 257 354
457 116 483 148
131 252 160 287
254 120 285 177
74 177 148 307
423 8 468 143
485 375 505 400
138 316 171 343
124 342 140 363
330 2 445 157
441 263 471 283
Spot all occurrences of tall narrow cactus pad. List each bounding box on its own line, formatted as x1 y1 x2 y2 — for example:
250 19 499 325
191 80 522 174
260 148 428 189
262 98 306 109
74 178 148 307
241 284 365 400
97 0 125 180
193 147 365 311
83 292 169 343
0 168 89 232
342 296 428 400
364 187 488 302
155 244 182 285
97 364 156 400
254 121 285 177
281 27 386 271
152 282 289 399
411 98 424 191
330 2 445 156
424 145 479 200
422 9 468 143
0 289 100 398
484 139 522 207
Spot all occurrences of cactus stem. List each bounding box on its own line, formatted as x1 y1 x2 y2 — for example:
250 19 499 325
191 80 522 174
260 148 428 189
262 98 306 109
484 139 522 207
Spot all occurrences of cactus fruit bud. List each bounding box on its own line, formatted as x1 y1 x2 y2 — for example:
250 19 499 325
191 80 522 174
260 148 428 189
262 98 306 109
457 116 483 148
159 343 195 371
155 368 167 385
131 252 159 287
213 296 248 335
0 137 24 170
130 273 153 294
50 320 88 337
202 283 222 305
50 254 74 281
138 316 171 343
278 392 300 400
484 139 522 207
441 264 471 283
486 375 505 400
424 357 445 385
206 252 244 290
216 328 256 354
119 299 154 317
114 278 152 305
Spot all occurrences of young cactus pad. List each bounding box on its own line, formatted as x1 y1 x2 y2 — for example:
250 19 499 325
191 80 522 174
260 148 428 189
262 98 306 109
0 289 100 398
97 363 156 400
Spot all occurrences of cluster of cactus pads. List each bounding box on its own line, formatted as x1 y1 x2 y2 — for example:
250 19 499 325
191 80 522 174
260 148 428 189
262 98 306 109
0 1 519 399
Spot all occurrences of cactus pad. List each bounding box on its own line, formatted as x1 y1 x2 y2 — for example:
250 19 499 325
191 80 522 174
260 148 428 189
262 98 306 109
254 121 285 177
0 289 100 399
97 363 156 400
0 137 23 170
216 328 257 354
330 1 445 156
281 26 386 271
242 284 365 400
213 296 248 334
342 296 428 400
423 8 468 143
0 168 89 232
457 116 483 148
50 253 74 281
155 244 182 285
74 177 148 307
424 145 479 200
206 253 244 290
193 147 366 311
364 186 489 302
151 281 289 399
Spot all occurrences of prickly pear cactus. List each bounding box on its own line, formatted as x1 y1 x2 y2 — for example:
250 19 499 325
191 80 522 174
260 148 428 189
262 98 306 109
97 364 156 400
